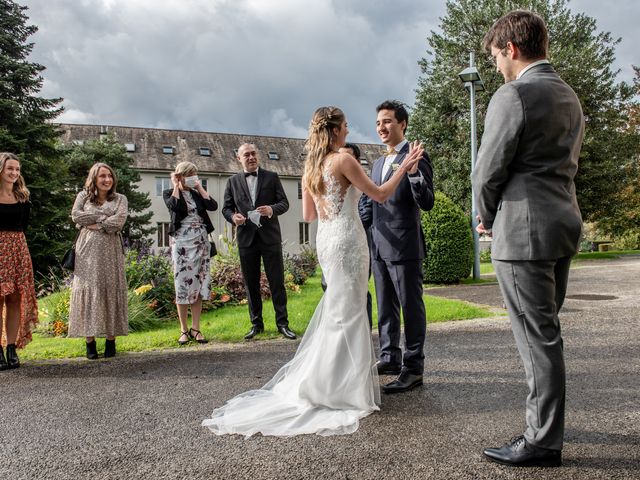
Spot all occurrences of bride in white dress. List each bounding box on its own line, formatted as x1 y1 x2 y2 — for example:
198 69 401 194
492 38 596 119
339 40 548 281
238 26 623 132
202 106 422 437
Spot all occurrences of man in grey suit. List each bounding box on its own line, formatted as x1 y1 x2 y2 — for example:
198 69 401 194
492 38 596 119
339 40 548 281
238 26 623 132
472 11 584 467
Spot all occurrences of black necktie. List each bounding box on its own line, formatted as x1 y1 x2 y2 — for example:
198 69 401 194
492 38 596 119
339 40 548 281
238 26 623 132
244 171 257 177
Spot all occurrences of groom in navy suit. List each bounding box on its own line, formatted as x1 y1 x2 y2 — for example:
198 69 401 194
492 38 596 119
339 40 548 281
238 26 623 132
363 100 434 393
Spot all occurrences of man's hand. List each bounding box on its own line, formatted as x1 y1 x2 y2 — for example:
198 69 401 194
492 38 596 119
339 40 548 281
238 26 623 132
476 221 492 237
256 205 273 218
232 213 246 226
402 140 423 175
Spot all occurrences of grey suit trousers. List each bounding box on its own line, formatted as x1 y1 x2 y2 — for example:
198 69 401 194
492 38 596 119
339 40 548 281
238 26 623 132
492 256 572 451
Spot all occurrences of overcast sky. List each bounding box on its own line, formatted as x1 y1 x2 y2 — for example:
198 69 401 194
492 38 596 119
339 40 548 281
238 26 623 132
25 0 639 144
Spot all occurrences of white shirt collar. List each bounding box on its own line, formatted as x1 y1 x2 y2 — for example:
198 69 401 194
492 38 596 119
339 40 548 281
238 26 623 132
516 59 550 79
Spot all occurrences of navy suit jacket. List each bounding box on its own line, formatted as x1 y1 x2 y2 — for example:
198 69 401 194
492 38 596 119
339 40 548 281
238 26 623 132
363 142 434 262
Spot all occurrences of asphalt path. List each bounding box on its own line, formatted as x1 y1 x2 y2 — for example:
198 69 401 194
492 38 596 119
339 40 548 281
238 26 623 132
2 257 639 479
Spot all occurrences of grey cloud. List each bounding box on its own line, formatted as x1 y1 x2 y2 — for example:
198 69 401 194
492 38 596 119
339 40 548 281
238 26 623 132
25 0 637 145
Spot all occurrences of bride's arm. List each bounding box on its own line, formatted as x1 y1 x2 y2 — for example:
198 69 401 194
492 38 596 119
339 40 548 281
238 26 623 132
302 179 317 222
339 143 423 203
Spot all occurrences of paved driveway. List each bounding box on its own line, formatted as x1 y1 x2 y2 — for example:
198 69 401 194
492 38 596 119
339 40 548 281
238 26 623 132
2 257 639 479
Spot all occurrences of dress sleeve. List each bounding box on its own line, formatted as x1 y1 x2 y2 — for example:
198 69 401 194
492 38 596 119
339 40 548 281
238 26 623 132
101 195 129 233
71 191 107 226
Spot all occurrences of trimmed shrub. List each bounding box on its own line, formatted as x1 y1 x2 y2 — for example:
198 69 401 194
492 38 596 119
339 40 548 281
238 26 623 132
421 191 473 284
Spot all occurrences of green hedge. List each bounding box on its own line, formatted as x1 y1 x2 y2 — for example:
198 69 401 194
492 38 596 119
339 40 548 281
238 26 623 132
421 191 473 284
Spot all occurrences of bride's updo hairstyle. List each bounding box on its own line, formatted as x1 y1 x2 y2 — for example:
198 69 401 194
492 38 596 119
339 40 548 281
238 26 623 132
303 106 345 197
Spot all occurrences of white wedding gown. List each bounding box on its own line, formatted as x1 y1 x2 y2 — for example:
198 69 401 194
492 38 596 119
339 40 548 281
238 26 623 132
202 163 380 437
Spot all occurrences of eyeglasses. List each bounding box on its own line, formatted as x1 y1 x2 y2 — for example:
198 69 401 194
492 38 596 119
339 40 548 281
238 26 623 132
490 47 508 66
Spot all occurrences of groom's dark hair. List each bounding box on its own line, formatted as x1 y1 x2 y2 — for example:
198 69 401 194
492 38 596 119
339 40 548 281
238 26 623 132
376 100 409 133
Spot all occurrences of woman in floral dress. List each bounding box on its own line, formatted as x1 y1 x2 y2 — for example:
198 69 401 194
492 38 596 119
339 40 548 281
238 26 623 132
0 152 38 370
69 163 129 359
163 161 218 345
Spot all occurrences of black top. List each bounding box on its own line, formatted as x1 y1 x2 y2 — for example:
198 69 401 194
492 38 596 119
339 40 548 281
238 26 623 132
0 201 30 232
162 189 218 236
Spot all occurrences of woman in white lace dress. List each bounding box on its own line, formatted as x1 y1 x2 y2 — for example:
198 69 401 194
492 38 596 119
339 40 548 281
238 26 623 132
202 106 422 437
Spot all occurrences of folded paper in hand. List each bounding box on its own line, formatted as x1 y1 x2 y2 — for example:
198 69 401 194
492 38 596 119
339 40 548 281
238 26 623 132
247 210 262 227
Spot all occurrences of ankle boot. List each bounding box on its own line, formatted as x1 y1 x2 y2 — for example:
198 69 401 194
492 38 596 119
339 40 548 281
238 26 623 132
6 344 20 369
0 346 8 371
86 340 99 360
104 339 116 358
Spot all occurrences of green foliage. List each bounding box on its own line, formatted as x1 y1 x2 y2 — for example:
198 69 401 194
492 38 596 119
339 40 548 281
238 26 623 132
421 192 473 284
0 0 74 275
64 134 154 242
127 290 162 332
283 244 319 286
613 230 640 250
410 0 636 227
125 248 176 318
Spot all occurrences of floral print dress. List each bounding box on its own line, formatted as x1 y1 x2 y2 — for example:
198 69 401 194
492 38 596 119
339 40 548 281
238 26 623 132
171 191 211 305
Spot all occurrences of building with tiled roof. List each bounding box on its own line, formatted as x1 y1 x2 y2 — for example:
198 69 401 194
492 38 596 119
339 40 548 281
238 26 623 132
58 124 385 253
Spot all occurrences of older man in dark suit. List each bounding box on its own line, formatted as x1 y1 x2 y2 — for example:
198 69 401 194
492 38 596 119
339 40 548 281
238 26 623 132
222 143 296 340
473 10 584 467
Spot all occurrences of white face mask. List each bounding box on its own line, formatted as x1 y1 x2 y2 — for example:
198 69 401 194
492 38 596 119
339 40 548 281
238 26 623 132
184 175 199 188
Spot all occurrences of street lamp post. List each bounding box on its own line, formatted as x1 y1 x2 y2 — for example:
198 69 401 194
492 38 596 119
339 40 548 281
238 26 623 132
458 52 484 281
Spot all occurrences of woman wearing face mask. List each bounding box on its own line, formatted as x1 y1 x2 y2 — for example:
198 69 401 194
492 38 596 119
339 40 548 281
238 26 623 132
0 152 38 370
163 161 218 345
69 163 129 359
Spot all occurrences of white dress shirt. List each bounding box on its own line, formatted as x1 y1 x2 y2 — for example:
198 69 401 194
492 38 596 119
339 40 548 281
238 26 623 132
516 59 550 80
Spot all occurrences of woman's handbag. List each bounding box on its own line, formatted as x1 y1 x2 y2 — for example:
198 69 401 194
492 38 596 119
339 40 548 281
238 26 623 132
61 229 81 271
61 246 76 271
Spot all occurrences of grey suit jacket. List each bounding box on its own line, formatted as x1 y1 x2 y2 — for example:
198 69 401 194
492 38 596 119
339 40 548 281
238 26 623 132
472 63 584 261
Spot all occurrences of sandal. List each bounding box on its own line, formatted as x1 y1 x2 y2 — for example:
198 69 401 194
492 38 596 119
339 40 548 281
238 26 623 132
189 328 209 344
178 331 190 345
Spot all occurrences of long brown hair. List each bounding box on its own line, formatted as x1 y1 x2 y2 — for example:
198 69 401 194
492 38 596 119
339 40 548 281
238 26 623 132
0 152 30 202
303 106 345 197
84 162 118 204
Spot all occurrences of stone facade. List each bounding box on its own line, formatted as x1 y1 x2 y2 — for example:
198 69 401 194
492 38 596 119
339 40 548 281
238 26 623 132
57 124 384 253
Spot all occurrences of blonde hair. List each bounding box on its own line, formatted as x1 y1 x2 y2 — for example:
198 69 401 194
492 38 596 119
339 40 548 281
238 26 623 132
84 162 118 204
0 152 30 202
303 106 345 197
174 161 197 177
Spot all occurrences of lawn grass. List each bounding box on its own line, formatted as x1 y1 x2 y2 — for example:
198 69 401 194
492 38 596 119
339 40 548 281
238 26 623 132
23 272 495 361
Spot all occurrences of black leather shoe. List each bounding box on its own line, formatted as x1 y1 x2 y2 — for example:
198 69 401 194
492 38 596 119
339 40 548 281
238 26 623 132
0 346 10 371
244 326 264 340
483 435 562 467
377 361 401 375
104 339 116 358
86 340 99 360
278 326 297 340
382 371 423 394
6 344 20 369
0 346 9 371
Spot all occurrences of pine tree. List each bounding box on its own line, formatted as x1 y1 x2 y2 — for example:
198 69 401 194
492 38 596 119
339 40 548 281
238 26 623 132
409 0 635 225
0 0 72 276
64 134 155 242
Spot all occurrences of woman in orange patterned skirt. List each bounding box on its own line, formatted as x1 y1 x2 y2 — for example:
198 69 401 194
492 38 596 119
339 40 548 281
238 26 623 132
0 152 38 370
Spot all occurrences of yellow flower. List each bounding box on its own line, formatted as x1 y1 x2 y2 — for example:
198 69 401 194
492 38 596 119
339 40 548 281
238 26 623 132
134 284 153 296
